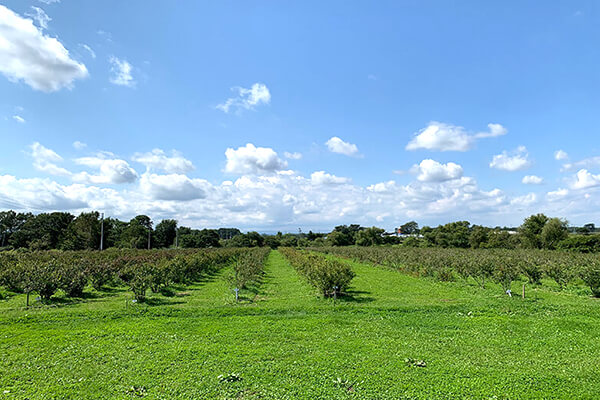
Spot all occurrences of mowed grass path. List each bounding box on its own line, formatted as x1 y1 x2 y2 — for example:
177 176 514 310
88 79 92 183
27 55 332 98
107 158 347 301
1 250 600 399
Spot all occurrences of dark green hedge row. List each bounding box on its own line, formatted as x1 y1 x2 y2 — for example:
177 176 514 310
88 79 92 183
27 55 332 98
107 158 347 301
313 247 600 297
0 248 245 302
280 247 354 297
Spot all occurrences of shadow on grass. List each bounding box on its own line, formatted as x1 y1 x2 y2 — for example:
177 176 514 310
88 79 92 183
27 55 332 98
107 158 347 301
143 298 186 307
337 289 376 304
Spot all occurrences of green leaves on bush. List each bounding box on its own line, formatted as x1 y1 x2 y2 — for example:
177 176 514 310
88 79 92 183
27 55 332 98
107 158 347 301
280 248 354 297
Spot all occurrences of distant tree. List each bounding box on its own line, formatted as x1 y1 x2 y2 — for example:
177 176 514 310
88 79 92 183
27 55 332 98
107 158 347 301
584 223 596 233
280 234 298 247
225 232 264 247
102 217 127 249
469 225 490 249
0 211 31 247
119 215 153 249
154 219 177 248
519 213 549 249
10 212 73 250
179 228 220 248
60 212 101 250
217 228 241 240
400 221 419 235
577 223 596 235
355 227 385 246
327 230 354 246
307 230 325 241
423 221 470 248
557 235 600 253
486 229 516 249
246 231 264 247
541 218 569 249
197 229 221 248
263 235 281 249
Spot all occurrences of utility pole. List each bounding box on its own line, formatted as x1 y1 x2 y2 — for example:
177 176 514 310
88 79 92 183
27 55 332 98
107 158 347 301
100 212 104 250
175 227 178 248
147 229 151 250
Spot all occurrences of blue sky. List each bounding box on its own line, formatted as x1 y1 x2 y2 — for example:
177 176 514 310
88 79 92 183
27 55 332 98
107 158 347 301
1 1 600 231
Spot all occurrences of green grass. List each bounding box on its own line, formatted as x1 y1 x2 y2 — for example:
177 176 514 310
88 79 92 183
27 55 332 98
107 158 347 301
1 250 600 399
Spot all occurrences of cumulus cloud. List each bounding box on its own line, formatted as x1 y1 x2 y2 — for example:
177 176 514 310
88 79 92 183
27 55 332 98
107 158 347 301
411 159 463 182
72 141 87 150
29 142 71 176
12 115 25 123
571 169 600 190
3 152 599 230
0 175 87 211
109 56 135 87
325 137 359 156
367 180 397 193
224 143 287 174
547 188 569 200
0 5 88 92
217 83 271 113
73 154 138 184
511 193 537 207
522 175 543 185
132 149 194 174
139 173 209 201
310 171 351 185
489 146 531 171
406 122 507 152
554 150 568 161
284 151 302 160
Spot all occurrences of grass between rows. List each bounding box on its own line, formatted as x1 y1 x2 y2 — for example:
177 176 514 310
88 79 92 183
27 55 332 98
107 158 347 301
1 250 599 399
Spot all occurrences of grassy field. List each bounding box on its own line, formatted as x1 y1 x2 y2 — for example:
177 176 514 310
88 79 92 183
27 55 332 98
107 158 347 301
1 250 600 399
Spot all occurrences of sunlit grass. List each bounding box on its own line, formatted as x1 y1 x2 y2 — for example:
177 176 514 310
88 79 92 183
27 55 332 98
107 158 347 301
1 250 599 399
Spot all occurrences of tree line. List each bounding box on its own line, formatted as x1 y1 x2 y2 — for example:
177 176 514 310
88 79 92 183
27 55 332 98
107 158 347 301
0 210 597 253
0 210 242 251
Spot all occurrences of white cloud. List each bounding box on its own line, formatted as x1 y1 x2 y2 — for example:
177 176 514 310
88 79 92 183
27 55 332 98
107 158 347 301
12 115 25 123
310 171 351 185
522 175 543 185
411 159 463 182
511 193 537 206
25 6 50 30
37 0 60 4
367 180 397 193
0 175 88 211
554 150 568 161
473 123 508 139
490 146 531 171
224 143 287 174
139 173 209 201
547 188 569 200
571 169 600 190
132 149 194 174
109 56 135 87
406 122 507 152
217 83 270 113
5 148 600 230
80 44 96 59
562 156 600 172
72 141 87 150
284 151 302 160
0 5 88 92
73 155 138 184
29 142 71 176
325 136 359 156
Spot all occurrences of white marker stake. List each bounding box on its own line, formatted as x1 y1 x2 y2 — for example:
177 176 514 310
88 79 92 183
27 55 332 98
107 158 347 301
234 288 239 302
